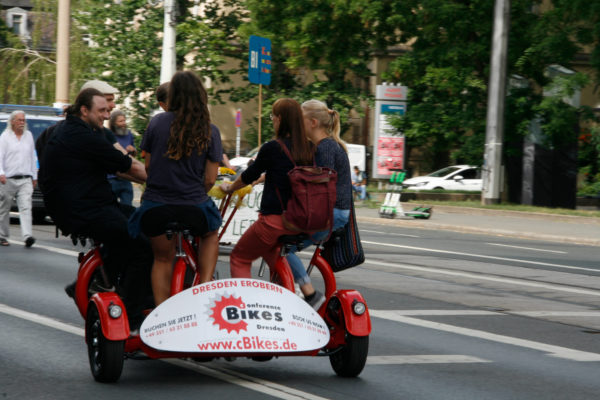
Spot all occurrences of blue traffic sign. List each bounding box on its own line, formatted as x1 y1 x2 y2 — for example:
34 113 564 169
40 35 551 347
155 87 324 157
248 35 272 85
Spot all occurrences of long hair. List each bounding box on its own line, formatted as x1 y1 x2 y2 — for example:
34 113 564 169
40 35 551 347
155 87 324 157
272 98 313 165
166 71 211 160
301 99 346 152
65 88 103 117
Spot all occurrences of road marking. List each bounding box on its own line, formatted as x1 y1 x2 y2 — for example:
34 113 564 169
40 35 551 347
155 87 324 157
168 360 329 400
511 311 600 317
367 355 490 365
371 310 600 362
486 242 567 254
365 259 600 297
0 303 84 336
387 310 501 316
362 240 599 273
0 303 328 399
7 239 80 257
361 229 420 238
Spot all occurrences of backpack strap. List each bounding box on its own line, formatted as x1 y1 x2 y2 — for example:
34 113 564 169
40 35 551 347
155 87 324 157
277 139 296 166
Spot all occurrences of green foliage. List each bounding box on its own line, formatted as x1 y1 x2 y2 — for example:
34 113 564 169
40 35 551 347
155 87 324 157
384 0 599 175
73 0 244 133
237 0 396 148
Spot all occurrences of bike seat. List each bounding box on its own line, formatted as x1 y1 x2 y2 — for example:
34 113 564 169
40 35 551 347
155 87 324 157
278 233 311 246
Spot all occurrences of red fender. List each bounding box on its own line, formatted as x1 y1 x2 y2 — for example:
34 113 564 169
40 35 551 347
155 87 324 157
75 247 103 319
332 289 371 337
88 293 130 341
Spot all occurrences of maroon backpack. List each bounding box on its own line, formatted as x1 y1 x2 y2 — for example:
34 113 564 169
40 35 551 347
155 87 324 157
277 139 337 232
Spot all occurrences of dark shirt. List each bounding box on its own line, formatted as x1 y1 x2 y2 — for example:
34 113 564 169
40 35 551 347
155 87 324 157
241 139 295 215
315 138 352 210
140 112 223 205
40 115 132 234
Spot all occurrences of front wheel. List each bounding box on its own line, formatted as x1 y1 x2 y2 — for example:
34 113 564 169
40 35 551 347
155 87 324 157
86 303 125 383
329 334 369 377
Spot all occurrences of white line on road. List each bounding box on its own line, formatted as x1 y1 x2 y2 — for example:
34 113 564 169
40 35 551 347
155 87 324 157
361 229 420 238
367 355 490 365
365 259 600 297
0 302 326 399
363 240 598 273
386 310 501 316
371 310 600 362
7 239 80 257
486 242 567 254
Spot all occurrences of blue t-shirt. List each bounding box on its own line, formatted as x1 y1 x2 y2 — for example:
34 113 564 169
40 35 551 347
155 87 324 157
141 112 222 205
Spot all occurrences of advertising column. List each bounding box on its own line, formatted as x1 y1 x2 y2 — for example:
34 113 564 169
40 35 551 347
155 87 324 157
372 84 408 179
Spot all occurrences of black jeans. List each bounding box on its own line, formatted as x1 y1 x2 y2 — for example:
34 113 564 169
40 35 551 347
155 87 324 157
80 204 153 325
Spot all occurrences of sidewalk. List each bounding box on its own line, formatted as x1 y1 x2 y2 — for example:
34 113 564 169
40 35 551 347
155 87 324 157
354 203 600 247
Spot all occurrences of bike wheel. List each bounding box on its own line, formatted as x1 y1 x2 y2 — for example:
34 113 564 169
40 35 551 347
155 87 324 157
329 334 369 377
86 303 125 383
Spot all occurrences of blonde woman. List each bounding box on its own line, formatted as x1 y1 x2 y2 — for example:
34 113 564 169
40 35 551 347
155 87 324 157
286 99 352 309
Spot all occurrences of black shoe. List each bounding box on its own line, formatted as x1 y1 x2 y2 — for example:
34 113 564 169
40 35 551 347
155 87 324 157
25 236 35 248
64 281 76 298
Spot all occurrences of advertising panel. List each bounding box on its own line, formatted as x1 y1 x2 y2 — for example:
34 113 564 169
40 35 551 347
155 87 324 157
372 84 408 179
140 279 330 353
216 184 262 244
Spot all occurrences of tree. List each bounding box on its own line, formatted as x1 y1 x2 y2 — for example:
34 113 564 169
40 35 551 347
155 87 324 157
73 0 245 132
383 0 598 179
236 0 401 147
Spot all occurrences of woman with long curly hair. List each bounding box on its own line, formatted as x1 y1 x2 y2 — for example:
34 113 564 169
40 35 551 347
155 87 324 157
220 98 316 297
129 71 222 305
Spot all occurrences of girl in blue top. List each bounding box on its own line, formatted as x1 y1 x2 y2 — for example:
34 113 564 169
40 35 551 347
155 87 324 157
131 71 222 305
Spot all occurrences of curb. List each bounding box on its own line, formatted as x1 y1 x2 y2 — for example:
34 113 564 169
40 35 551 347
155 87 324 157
355 215 600 247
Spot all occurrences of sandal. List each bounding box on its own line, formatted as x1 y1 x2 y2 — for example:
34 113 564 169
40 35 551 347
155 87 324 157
0 238 9 246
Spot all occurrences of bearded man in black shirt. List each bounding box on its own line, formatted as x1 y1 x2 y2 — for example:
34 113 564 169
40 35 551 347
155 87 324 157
40 88 152 331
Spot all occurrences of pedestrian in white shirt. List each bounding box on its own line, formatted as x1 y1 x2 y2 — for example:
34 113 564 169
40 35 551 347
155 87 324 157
0 111 38 247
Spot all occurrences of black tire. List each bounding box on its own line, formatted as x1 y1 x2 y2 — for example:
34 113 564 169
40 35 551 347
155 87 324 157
86 303 125 383
329 334 369 377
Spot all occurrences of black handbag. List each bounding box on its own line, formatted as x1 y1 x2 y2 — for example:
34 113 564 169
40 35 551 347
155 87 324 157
321 198 365 272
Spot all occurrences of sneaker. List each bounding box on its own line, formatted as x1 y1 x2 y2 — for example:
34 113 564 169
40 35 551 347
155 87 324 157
305 291 325 310
89 281 116 294
25 236 35 248
0 238 8 246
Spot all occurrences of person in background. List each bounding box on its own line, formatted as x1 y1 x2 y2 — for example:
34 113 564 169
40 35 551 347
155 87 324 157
107 110 136 206
219 98 320 307
352 165 367 200
129 71 223 306
0 111 37 248
156 82 169 112
285 100 352 309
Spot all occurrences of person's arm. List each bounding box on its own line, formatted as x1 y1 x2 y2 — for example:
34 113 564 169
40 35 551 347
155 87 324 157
219 173 246 194
121 155 147 183
205 159 219 192
221 153 233 169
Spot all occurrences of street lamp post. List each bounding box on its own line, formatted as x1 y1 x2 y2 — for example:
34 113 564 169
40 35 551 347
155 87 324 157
160 0 176 84
482 0 510 205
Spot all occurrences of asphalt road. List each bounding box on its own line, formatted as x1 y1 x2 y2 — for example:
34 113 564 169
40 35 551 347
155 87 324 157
1 218 599 399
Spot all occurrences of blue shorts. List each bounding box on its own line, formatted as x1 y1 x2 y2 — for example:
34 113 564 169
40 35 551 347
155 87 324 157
128 199 222 238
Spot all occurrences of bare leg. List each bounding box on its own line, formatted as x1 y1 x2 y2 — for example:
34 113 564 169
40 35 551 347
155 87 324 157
149 234 176 305
197 230 219 283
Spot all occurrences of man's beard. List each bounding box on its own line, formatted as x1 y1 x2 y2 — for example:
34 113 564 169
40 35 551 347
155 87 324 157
115 127 127 136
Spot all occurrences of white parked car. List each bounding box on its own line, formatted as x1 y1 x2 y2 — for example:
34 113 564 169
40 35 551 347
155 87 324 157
228 146 260 172
402 165 482 191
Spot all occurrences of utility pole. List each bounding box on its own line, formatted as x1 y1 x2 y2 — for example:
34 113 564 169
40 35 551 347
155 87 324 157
160 0 177 84
54 0 70 107
482 0 510 205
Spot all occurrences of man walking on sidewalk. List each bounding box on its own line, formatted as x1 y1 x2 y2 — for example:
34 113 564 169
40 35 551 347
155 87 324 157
0 111 37 248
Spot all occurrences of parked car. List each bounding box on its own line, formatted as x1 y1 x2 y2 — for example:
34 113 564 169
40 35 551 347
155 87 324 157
228 146 260 172
402 165 482 191
0 104 64 222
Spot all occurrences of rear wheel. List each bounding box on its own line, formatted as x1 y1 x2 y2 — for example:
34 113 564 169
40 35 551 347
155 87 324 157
86 303 125 383
329 334 369 377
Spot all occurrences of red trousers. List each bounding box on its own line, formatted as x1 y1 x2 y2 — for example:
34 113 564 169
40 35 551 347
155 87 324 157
230 213 298 278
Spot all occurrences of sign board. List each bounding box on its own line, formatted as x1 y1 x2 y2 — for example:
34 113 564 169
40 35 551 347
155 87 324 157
140 278 330 353
372 84 408 179
216 184 262 244
235 109 242 128
346 143 366 172
248 35 272 85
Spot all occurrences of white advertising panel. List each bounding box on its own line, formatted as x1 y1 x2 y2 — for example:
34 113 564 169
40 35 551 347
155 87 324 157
140 279 330 353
